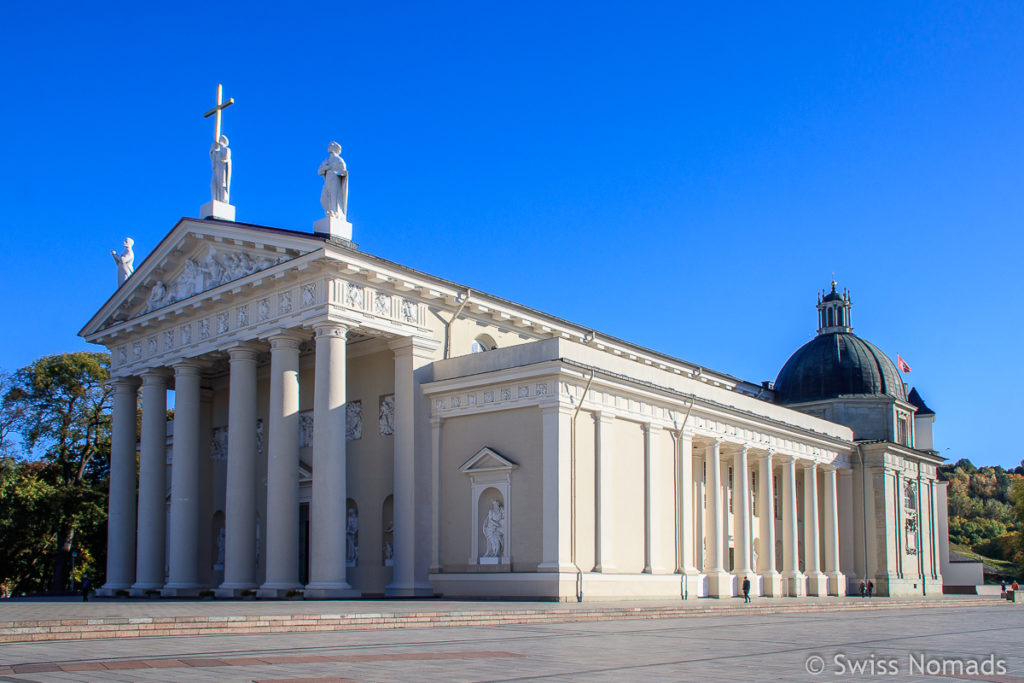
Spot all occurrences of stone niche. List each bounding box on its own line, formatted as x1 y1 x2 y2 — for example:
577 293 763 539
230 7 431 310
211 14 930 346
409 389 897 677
458 447 518 566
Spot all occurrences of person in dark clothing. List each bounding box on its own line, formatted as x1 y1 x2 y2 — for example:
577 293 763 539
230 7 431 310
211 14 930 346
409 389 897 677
81 575 91 602
859 580 866 598
742 576 751 603
866 580 874 598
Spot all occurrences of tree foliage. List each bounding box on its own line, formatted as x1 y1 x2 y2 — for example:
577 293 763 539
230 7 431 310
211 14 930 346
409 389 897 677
940 459 1024 571
0 353 112 595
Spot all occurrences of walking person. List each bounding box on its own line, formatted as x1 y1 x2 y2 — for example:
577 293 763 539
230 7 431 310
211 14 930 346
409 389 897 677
742 576 751 604
81 575 91 602
866 580 874 598
859 580 866 598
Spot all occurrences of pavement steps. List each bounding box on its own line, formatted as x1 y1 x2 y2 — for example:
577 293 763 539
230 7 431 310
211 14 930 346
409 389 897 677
0 597 1004 643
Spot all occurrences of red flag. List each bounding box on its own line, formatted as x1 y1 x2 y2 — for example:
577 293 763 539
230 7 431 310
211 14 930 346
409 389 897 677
897 355 911 373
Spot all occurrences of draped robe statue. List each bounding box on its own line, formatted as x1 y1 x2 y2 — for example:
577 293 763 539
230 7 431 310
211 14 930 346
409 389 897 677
318 141 348 219
111 237 134 286
210 135 232 203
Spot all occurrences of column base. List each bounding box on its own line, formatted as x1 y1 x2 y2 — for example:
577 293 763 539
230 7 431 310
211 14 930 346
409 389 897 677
806 571 828 596
385 582 436 598
827 571 846 596
129 582 165 598
592 563 618 574
706 570 734 598
781 571 806 597
97 582 132 598
258 582 305 599
161 583 203 597
304 582 360 599
215 582 259 598
759 571 784 597
681 571 702 599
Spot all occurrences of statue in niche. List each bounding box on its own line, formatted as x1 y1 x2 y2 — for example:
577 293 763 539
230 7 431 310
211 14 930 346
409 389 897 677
482 500 505 558
111 238 134 285
215 527 225 567
210 135 232 203
752 541 759 572
346 507 359 566
318 141 348 219
383 521 394 565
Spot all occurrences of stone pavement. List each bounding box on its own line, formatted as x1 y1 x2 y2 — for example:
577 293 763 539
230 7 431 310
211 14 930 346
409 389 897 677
0 595 1000 643
0 602 1021 682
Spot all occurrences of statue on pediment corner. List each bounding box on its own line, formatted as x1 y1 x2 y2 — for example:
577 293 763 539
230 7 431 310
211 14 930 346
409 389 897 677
111 238 135 286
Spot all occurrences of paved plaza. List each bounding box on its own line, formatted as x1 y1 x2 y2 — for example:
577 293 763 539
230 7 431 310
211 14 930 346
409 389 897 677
0 600 1021 682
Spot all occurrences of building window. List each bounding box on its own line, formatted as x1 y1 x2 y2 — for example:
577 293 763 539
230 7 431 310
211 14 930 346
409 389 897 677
827 308 834 327
773 475 780 520
471 334 497 354
751 471 758 512
897 416 909 446
728 467 733 513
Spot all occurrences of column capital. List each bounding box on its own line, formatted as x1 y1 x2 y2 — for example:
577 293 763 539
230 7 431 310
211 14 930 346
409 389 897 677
642 421 662 435
266 331 306 349
108 376 141 391
226 343 261 362
313 321 349 339
140 369 170 385
593 410 615 425
801 459 818 472
172 360 205 376
756 449 775 463
819 462 838 473
388 335 441 356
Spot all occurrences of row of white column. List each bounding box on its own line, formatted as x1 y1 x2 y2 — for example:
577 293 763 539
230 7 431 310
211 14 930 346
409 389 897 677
103 323 428 598
696 439 843 597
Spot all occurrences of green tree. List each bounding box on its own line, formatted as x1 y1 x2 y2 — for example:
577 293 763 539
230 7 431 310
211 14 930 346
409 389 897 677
3 352 112 593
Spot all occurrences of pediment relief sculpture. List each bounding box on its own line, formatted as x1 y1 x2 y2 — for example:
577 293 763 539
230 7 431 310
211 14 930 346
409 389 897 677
145 246 287 313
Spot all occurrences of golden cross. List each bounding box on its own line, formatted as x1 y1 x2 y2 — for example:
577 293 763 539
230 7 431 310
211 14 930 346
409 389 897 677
203 84 234 142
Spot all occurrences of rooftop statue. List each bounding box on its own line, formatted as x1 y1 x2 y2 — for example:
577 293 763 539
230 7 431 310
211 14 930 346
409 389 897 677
318 141 349 220
111 238 135 286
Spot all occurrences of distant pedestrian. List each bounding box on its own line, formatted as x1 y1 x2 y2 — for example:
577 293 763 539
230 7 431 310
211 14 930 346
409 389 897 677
859 581 866 598
81 575 91 602
1002 580 1008 597
866 580 874 598
1013 581 1020 593
742 577 751 604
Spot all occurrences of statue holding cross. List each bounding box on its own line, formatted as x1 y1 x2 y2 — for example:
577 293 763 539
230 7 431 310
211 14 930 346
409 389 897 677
205 84 234 204
200 84 236 220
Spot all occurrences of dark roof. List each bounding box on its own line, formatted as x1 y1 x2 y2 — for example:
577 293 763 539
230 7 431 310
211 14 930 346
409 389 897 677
821 290 845 303
907 387 935 416
774 332 907 405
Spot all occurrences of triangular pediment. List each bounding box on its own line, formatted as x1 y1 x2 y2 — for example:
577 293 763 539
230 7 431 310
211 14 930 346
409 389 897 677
81 218 327 338
459 447 518 473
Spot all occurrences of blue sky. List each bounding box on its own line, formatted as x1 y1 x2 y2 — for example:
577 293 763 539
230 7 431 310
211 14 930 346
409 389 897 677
1 2 1020 467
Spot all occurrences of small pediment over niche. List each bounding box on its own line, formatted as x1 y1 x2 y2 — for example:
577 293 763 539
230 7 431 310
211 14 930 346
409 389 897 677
298 460 312 485
459 447 518 474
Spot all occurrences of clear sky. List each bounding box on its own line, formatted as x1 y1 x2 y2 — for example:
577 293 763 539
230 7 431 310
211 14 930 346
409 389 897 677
1 2 1020 467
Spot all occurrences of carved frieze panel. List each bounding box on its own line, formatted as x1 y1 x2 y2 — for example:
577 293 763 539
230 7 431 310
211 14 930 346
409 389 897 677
299 411 314 448
379 394 395 436
346 401 363 441
211 426 229 461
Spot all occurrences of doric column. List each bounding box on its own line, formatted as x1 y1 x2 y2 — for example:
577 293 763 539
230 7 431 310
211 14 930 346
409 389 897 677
306 323 358 597
387 336 436 596
732 446 753 581
643 423 666 573
757 450 782 596
677 431 700 595
217 345 260 596
823 464 845 595
131 370 168 595
780 455 804 596
705 439 730 597
260 333 303 597
803 461 827 595
593 412 616 572
101 377 139 595
538 403 575 574
163 362 204 595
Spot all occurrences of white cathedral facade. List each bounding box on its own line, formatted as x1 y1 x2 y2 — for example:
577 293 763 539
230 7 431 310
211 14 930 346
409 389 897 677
83 132 947 601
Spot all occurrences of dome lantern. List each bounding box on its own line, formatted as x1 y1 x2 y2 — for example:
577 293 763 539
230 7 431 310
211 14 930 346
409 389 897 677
816 280 852 335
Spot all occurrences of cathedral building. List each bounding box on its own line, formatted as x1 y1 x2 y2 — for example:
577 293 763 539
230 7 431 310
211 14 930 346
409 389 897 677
82 132 946 600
